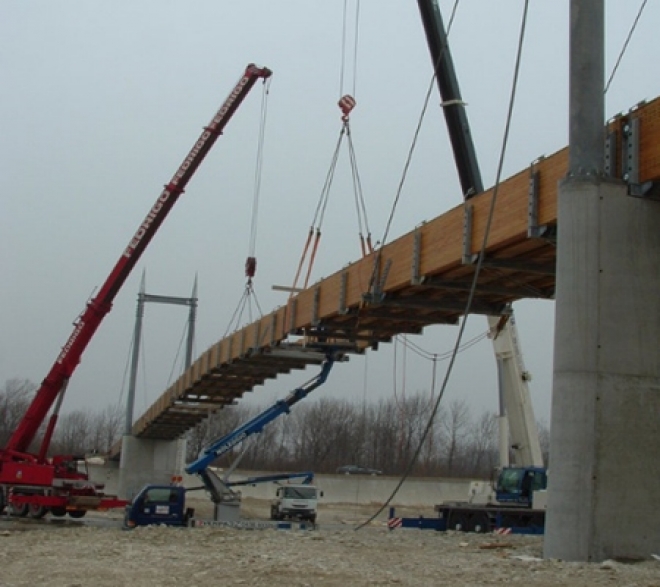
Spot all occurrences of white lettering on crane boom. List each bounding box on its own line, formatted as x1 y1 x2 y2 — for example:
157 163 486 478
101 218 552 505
122 73 252 259
56 319 85 364
212 431 248 457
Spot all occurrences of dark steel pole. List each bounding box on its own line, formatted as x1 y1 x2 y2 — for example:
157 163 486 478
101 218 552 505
416 0 484 197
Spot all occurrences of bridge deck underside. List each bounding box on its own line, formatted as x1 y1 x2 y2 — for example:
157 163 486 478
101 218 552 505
117 97 660 448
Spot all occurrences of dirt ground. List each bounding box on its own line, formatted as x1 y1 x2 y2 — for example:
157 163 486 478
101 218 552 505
0 498 658 587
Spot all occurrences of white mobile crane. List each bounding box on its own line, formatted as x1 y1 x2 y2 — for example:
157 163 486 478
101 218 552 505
489 312 543 470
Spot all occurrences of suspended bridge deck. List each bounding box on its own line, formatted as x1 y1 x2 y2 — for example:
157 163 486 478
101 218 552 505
118 96 660 447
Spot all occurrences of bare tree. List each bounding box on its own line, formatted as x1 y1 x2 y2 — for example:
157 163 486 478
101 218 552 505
288 398 359 470
439 399 471 475
0 379 36 447
90 404 124 453
51 410 93 455
465 410 498 477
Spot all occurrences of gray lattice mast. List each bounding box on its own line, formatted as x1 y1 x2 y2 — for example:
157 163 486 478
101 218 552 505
125 271 198 434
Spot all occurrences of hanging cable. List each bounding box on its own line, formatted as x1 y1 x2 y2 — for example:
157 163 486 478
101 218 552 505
365 1 461 296
339 0 361 99
245 77 272 285
286 0 368 308
356 0 530 530
346 124 373 255
224 79 270 337
166 318 191 387
604 0 648 95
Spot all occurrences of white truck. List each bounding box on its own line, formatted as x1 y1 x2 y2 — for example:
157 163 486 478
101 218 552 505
270 482 323 524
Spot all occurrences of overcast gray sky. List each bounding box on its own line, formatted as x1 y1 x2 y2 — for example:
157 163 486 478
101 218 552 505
2 1 659 428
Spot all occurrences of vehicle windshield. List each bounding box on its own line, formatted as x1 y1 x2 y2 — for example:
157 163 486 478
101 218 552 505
283 487 317 499
497 468 547 493
497 468 525 493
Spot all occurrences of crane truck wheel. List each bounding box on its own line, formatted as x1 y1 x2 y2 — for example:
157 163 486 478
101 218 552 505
468 513 490 533
68 510 87 519
446 511 468 532
8 502 29 517
0 488 5 514
50 507 67 517
28 504 49 519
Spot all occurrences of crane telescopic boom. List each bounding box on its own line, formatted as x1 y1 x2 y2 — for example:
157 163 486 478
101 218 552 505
5 64 272 458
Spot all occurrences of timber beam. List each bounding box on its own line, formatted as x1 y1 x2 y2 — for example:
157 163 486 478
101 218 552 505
117 95 660 448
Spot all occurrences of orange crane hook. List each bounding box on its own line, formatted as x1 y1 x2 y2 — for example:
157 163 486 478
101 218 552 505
338 94 356 122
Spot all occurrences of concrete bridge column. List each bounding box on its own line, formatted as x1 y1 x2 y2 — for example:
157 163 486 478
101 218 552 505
118 435 187 500
544 179 660 561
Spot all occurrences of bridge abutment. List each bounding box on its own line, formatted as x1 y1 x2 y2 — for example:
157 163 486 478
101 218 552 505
545 179 660 561
118 435 187 500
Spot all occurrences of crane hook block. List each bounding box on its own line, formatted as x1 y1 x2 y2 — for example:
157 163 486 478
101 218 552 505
245 256 257 279
338 95 356 122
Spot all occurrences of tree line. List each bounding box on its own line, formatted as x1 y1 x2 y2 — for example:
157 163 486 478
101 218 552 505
1 378 549 479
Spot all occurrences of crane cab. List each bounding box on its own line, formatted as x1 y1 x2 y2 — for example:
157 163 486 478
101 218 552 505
495 466 547 507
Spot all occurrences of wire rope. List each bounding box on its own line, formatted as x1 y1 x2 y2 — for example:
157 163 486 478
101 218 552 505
604 0 648 95
248 78 272 257
116 330 135 410
356 0 530 530
365 1 461 294
166 317 190 388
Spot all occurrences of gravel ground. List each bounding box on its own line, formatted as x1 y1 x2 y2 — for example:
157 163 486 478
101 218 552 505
0 499 658 586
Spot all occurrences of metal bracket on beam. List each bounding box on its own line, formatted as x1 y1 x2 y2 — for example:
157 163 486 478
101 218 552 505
368 256 391 301
253 321 261 351
339 271 348 315
620 112 660 199
239 328 246 358
527 157 554 239
623 116 640 185
379 259 392 296
462 204 477 264
288 299 297 334
411 227 423 285
269 313 277 346
604 127 618 178
312 286 320 326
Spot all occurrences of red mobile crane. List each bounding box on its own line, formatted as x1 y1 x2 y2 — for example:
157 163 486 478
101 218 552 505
0 64 272 519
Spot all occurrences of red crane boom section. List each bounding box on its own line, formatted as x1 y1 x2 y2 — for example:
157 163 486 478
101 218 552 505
6 64 272 455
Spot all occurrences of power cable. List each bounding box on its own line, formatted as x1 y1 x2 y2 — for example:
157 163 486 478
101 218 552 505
356 0 530 530
400 330 489 362
604 0 648 95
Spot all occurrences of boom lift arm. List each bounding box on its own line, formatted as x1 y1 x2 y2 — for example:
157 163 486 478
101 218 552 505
5 64 272 460
185 354 335 503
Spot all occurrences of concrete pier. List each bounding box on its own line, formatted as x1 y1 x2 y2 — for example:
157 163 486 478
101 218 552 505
117 435 186 500
544 179 660 561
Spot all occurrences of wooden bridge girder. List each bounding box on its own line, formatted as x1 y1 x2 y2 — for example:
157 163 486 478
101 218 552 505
123 96 660 446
